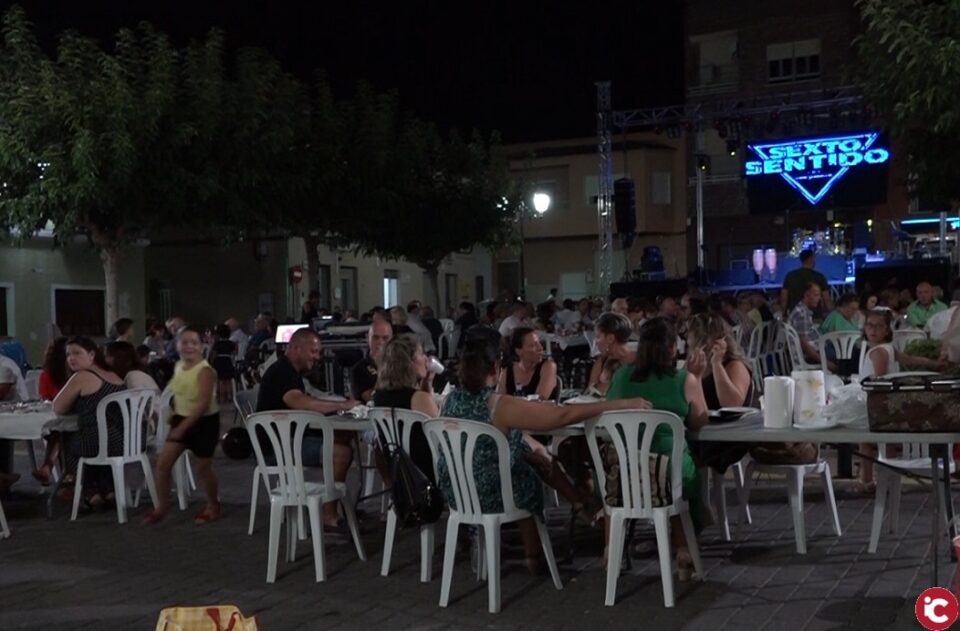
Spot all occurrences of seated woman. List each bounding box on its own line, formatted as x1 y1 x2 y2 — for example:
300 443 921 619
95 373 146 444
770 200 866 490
33 337 71 484
685 312 753 473
820 293 861 334
498 326 596 522
104 341 160 391
372 335 440 482
605 317 709 579
438 337 651 573
53 337 127 511
586 313 637 397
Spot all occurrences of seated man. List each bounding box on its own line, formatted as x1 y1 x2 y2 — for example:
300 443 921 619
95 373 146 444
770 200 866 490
0 352 26 492
907 281 948 328
789 282 825 365
256 328 358 528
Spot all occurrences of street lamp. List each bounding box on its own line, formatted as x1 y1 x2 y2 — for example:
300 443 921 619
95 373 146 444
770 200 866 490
519 192 551 301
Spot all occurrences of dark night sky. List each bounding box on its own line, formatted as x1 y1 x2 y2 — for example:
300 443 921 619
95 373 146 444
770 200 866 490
5 0 685 142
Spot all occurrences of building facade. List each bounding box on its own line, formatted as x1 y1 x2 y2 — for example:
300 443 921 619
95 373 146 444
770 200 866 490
498 132 688 301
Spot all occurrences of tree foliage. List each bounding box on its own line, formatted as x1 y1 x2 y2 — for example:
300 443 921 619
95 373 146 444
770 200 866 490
855 0 960 205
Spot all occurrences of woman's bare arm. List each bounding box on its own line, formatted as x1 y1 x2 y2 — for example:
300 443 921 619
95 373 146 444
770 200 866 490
493 395 652 434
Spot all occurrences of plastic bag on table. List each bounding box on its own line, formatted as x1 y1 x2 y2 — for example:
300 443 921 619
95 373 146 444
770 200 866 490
821 382 867 426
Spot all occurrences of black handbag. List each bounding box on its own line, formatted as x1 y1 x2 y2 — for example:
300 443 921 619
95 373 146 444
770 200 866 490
382 408 444 528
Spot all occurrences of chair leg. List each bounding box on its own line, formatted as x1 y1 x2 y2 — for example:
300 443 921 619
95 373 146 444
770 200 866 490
381 508 398 577
736 462 756 535
820 463 842 537
307 500 326 582
141 456 159 510
535 516 563 590
184 452 197 491
173 458 188 511
888 474 903 535
341 497 366 561
733 461 752 524
652 510 675 608
439 516 460 608
266 502 283 583
420 523 435 583
710 470 730 541
786 469 807 554
286 508 297 562
0 498 8 538
248 467 262 535
112 463 127 524
869 468 890 554
71 461 86 521
483 520 502 614
605 512 626 607
680 511 704 578
26 439 39 472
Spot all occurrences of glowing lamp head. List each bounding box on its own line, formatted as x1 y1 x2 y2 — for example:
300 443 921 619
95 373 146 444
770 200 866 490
532 192 552 214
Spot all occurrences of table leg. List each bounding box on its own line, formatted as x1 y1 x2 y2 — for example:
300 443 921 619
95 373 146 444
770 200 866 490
836 444 854 479
931 449 942 586
937 445 957 560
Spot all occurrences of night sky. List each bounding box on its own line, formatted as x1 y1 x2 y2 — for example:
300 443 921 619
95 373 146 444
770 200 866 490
6 0 684 142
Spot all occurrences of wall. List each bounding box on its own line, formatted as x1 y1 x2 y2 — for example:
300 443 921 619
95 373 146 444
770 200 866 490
286 239 493 316
143 240 289 328
0 238 145 364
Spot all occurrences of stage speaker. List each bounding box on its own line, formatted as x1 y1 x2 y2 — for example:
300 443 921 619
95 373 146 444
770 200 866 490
614 177 636 248
641 246 664 273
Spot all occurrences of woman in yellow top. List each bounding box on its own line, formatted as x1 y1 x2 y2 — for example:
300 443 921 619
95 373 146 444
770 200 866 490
144 326 221 524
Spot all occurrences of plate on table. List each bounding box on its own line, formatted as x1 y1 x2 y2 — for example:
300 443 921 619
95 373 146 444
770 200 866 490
716 407 759 422
793 420 838 431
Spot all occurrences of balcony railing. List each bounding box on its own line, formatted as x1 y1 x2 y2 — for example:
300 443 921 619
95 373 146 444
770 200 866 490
687 63 739 97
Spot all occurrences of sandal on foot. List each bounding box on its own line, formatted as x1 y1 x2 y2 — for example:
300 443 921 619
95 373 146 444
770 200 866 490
32 466 52 486
852 480 877 494
193 503 221 525
141 510 166 525
676 549 696 582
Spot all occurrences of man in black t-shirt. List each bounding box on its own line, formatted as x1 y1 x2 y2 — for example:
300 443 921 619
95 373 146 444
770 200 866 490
350 317 393 402
256 328 358 527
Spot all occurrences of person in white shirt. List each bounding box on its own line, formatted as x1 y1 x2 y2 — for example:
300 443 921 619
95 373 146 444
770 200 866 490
553 299 581 334
0 354 27 402
405 301 437 354
224 317 250 358
498 302 530 339
105 342 160 391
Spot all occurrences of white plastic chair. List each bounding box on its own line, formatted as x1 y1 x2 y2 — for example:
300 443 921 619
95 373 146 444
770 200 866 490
71 388 159 524
783 323 821 373
368 407 436 582
246 411 366 583
737 450 842 554
24 369 42 400
817 331 861 375
425 417 562 614
706 458 752 542
0 496 9 539
584 410 703 608
234 385 259 422
868 443 955 553
892 329 927 354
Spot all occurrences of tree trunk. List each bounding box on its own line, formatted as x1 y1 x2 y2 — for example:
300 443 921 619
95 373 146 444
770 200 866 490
424 265 441 314
303 233 321 299
100 246 120 332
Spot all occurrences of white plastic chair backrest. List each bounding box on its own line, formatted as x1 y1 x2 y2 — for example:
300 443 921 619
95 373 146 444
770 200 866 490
368 407 431 455
95 388 156 459
879 442 955 469
154 388 174 443
424 417 519 519
24 369 42 400
747 320 782 359
731 324 742 346
893 329 927 353
783 323 812 371
584 410 685 514
234 385 260 421
246 411 335 504
818 331 861 374
439 318 455 333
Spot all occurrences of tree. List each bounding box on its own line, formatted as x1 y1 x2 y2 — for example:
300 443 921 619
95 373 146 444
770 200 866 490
345 113 520 311
855 0 960 207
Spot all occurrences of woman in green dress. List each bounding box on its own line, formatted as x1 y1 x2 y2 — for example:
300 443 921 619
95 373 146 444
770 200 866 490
605 317 709 579
437 336 652 573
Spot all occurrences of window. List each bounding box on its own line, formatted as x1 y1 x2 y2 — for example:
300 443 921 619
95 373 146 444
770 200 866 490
475 275 485 303
319 265 332 310
650 172 672 205
338 267 358 313
383 269 399 308
54 288 105 337
767 40 820 83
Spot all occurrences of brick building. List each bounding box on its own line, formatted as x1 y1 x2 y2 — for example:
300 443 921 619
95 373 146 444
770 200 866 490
684 0 910 271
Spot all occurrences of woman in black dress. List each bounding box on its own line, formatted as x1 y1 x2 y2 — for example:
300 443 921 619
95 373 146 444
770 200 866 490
498 327 558 401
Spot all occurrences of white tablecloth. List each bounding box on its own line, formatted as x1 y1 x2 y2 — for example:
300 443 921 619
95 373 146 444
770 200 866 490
0 410 78 441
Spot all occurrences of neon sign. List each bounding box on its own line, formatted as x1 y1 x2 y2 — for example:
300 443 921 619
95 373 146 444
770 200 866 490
744 132 891 205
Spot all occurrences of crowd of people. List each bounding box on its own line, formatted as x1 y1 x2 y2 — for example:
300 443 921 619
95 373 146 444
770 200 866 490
5 259 960 578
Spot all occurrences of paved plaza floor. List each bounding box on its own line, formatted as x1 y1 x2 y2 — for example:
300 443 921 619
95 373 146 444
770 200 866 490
0 414 950 630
